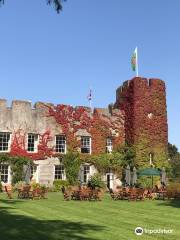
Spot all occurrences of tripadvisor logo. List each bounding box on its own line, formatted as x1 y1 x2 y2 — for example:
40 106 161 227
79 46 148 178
135 227 143 235
134 227 173 235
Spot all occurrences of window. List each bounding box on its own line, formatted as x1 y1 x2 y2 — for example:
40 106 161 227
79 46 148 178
27 134 39 152
55 135 66 153
106 138 113 153
0 165 9 183
81 136 91 154
54 165 65 180
0 132 11 152
83 165 90 183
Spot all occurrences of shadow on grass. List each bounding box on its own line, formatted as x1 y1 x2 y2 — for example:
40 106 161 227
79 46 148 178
0 204 106 240
157 199 180 208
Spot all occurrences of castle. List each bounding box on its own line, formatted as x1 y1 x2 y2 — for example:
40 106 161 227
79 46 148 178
0 77 168 189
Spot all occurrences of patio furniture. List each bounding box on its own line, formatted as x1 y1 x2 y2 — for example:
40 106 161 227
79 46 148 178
63 190 71 201
128 188 137 201
109 188 119 200
18 185 31 199
143 188 156 200
91 189 104 201
122 187 130 200
4 185 13 199
69 187 104 201
136 188 145 200
71 190 80 200
157 189 167 200
30 188 42 200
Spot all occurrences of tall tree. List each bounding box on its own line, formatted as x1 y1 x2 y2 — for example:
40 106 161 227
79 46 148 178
0 0 66 13
168 143 180 180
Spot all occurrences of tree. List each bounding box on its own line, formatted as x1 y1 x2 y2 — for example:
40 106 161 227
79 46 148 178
115 144 136 166
0 0 66 13
168 143 180 181
47 0 66 13
168 143 179 160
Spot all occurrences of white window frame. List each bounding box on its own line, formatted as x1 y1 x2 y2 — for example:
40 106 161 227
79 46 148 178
27 133 39 153
81 136 91 154
106 137 113 153
0 132 11 153
81 164 91 183
54 165 66 180
55 135 66 154
0 164 11 184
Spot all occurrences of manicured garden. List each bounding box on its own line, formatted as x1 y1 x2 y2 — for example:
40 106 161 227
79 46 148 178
0 192 180 240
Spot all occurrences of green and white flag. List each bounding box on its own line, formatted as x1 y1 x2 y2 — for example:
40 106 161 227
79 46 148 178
131 47 138 76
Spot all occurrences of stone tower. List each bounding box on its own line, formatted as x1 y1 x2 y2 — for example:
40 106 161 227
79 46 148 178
115 77 168 167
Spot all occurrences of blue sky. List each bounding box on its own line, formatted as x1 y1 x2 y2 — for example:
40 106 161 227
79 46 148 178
0 0 179 149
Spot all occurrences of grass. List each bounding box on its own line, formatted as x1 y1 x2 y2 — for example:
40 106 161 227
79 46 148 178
0 192 180 240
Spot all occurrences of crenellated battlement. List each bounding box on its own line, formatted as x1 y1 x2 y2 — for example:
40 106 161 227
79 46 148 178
0 96 124 143
0 98 122 119
116 77 165 102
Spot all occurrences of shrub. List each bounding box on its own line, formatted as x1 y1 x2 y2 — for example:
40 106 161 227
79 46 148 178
53 179 69 191
167 182 180 199
62 152 81 185
88 173 106 189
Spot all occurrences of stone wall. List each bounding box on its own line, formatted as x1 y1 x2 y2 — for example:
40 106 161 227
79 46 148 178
0 99 125 159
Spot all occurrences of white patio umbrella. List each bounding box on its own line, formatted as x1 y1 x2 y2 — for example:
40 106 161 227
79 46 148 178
24 164 31 184
161 167 167 186
132 167 137 186
125 165 131 186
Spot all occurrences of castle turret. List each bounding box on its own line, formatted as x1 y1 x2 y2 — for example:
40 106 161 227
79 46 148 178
115 77 168 167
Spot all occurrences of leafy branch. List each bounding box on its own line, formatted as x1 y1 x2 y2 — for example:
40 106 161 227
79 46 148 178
0 0 66 13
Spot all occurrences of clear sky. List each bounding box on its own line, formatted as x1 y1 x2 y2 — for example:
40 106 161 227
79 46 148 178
0 0 179 150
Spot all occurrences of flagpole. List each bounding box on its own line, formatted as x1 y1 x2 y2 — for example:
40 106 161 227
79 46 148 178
136 47 138 77
89 98 92 111
88 88 93 113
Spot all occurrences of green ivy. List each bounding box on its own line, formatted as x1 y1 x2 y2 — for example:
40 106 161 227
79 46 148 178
62 152 81 185
0 154 33 185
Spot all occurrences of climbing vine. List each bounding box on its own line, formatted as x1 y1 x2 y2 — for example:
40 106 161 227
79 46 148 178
10 129 54 160
59 144 135 184
0 154 33 184
45 104 124 153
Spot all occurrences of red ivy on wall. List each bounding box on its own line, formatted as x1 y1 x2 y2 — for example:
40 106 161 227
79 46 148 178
8 105 124 159
10 129 54 160
46 104 125 153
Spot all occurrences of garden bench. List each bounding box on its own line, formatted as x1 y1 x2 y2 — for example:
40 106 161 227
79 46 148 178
92 189 104 201
79 189 91 201
18 185 31 199
30 188 47 200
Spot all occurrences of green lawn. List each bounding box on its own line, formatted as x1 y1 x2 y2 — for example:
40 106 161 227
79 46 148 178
0 192 180 240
